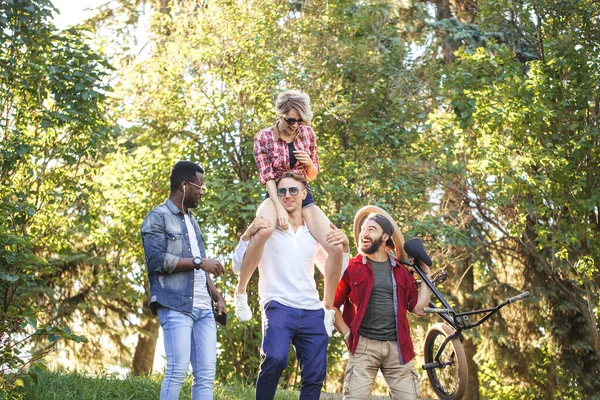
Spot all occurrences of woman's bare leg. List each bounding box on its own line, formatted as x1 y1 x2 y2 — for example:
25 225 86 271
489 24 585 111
302 205 344 335
235 199 277 321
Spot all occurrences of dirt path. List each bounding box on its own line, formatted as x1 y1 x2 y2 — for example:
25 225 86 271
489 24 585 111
321 394 435 399
320 395 390 399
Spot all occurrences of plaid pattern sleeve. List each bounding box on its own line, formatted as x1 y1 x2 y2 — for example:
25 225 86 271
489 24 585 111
290 125 320 177
305 126 320 172
254 129 278 184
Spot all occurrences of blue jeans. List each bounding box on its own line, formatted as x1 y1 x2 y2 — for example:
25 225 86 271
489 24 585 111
157 306 217 400
256 301 328 400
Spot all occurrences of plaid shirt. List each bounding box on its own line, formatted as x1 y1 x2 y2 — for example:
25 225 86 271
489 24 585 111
254 125 320 184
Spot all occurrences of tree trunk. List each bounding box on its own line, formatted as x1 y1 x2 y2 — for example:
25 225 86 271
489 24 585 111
460 259 480 400
463 338 480 399
132 303 160 376
442 178 481 399
543 359 556 400
433 0 457 64
523 215 557 398
450 0 478 22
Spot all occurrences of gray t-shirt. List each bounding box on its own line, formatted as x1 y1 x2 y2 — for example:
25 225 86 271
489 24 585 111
359 259 397 341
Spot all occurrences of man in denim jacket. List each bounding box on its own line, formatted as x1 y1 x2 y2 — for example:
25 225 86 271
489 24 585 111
141 160 226 400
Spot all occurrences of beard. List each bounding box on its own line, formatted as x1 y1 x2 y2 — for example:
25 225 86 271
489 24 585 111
361 235 386 255
183 194 199 209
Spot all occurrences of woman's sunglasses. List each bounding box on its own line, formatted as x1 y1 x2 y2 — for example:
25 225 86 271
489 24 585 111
277 187 300 197
283 117 303 126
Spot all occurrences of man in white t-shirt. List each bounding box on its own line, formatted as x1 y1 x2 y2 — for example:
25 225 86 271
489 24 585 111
233 171 349 400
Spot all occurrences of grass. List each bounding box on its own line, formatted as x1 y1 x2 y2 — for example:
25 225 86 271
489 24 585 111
4 370 301 400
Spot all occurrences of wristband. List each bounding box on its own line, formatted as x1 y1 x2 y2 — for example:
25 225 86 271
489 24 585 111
343 331 350 340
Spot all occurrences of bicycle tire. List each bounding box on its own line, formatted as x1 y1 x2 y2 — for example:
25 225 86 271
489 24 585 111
423 323 468 400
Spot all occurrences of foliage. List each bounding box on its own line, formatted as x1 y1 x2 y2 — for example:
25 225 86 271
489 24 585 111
89 0 437 386
422 0 600 397
7 369 300 400
0 0 111 390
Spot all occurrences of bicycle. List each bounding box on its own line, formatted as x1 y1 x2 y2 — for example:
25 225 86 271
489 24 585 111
400 237 529 400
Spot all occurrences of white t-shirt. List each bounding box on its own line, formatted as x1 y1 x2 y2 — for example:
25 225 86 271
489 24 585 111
184 214 212 310
233 222 349 310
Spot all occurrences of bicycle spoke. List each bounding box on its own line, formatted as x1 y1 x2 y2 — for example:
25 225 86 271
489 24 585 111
433 334 459 395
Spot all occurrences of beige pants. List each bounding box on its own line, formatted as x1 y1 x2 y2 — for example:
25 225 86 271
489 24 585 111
343 336 421 400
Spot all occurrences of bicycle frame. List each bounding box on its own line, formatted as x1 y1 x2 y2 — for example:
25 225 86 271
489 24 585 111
398 258 529 371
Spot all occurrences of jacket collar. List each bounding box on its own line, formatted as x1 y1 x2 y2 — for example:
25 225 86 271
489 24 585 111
165 198 186 216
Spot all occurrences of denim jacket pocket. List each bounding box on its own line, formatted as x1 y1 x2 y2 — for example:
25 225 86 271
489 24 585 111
162 269 190 291
166 233 183 257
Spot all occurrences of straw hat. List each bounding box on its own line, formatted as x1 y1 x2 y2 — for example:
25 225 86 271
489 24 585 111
353 205 406 261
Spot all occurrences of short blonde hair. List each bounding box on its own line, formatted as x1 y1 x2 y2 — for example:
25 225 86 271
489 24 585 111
276 171 308 188
275 90 313 125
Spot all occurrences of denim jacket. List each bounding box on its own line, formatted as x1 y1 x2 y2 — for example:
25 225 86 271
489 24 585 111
141 199 208 316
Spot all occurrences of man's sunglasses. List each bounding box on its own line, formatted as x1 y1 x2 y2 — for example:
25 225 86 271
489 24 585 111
283 117 303 126
277 187 301 197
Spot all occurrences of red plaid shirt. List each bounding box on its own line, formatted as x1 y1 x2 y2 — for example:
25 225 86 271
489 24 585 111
254 125 320 184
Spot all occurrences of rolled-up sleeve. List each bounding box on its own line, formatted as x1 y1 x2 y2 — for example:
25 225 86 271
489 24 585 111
232 239 250 275
141 211 179 274
254 131 277 185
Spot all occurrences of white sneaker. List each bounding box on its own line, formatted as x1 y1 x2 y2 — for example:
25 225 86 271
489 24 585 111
324 308 335 337
235 293 252 322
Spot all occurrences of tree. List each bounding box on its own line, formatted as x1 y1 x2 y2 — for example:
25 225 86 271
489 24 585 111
0 0 112 390
10 0 596 398
422 0 600 397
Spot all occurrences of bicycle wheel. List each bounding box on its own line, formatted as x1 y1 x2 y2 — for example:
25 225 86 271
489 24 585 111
423 323 468 400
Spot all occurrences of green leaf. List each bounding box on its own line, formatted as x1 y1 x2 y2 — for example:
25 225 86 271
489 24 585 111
25 316 37 328
0 272 19 282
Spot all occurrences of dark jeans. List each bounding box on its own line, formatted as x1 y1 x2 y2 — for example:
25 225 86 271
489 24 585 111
256 301 328 400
